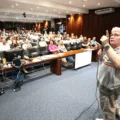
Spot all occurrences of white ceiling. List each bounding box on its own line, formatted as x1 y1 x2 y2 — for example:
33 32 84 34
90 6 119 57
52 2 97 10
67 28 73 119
0 0 120 22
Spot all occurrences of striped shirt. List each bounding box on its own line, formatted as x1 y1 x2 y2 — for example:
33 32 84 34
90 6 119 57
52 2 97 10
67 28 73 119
98 47 120 92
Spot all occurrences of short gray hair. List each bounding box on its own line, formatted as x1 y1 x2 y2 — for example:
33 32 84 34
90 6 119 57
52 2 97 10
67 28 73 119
112 27 120 32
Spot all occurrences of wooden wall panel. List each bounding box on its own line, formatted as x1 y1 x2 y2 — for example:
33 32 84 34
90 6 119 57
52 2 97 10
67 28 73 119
67 7 120 42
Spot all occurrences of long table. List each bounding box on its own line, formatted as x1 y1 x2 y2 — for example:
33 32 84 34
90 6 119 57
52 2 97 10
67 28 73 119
0 47 100 76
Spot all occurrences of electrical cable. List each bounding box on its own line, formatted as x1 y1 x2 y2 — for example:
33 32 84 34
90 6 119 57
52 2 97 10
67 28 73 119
75 56 102 120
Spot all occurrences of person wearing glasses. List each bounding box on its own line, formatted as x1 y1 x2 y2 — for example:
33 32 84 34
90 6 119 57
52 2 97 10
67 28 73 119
96 27 120 120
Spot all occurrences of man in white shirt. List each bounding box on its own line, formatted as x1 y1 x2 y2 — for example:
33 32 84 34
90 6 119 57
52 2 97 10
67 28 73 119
58 40 74 63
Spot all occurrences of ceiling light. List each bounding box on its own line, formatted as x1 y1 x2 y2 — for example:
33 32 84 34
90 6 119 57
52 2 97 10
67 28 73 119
84 0 87 1
54 9 56 11
98 3 100 5
12 5 14 8
69 1 72 4
16 3 18 6
37 7 39 9
46 10 48 12
83 5 85 7
59 12 60 14
30 8 33 10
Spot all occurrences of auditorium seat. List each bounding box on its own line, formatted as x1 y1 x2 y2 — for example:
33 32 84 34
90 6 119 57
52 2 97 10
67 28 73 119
39 46 49 56
76 42 82 49
70 43 77 50
27 47 40 58
0 51 5 58
64 43 71 51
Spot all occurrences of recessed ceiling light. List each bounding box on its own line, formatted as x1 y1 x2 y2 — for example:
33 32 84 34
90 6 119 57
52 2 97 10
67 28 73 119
54 9 56 11
37 7 39 9
46 10 48 12
59 12 60 14
30 8 33 10
16 3 18 6
98 3 100 5
83 5 85 7
12 5 14 8
69 1 72 4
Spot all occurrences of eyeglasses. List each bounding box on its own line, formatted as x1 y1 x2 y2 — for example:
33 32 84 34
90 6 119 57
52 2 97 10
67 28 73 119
110 34 120 37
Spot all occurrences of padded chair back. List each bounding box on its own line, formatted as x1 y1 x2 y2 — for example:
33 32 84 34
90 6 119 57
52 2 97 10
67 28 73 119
76 42 82 49
0 51 5 58
32 39 38 43
39 46 49 56
64 43 71 51
46 41 50 45
70 43 77 50
31 42 38 47
4 49 24 62
27 47 39 58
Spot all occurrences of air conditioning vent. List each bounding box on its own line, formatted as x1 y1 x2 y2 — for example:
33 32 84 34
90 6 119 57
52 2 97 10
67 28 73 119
95 8 115 15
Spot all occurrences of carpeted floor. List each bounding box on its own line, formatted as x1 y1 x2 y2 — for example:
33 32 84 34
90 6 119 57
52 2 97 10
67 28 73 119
0 62 119 120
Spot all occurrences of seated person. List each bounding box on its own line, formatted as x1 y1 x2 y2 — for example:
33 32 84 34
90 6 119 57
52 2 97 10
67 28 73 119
1 39 10 51
16 36 24 46
11 39 21 49
79 35 84 42
70 33 75 39
58 40 75 63
89 37 101 48
48 40 73 68
39 37 47 47
22 39 32 50
82 37 90 48
48 40 59 54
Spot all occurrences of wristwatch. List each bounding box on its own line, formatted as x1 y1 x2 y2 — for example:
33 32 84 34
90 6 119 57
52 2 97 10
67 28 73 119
104 44 110 51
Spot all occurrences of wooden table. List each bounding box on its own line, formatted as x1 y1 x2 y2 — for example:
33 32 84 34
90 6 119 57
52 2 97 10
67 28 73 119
0 47 100 76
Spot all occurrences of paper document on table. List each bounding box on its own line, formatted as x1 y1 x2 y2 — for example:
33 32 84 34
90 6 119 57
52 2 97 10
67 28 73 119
40 56 48 60
58 53 64 56
46 54 56 58
32 58 41 62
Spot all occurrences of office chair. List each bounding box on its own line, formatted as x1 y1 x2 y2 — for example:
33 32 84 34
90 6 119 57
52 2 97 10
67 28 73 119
27 47 40 58
64 43 71 51
39 46 49 56
31 42 38 47
76 42 82 49
70 42 77 50
12 57 24 92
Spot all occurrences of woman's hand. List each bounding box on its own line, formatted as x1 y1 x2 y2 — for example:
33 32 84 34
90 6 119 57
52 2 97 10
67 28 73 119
98 49 103 58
